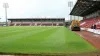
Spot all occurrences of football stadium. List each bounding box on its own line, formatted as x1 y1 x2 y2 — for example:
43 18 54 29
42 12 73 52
0 0 100 56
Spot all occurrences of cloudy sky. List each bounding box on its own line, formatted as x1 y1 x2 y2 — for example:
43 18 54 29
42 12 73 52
0 0 77 22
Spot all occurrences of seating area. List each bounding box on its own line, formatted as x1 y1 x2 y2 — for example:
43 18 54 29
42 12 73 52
9 22 64 26
80 17 100 29
80 17 100 34
9 23 15 26
16 23 21 26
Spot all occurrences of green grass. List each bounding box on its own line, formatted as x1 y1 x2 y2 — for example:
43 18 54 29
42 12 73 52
0 26 98 54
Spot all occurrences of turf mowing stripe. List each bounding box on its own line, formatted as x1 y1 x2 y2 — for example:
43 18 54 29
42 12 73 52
0 27 60 53
0 27 48 34
0 26 98 54
0 27 52 38
0 27 58 43
35 27 66 53
0 27 53 37
0 28 40 33
64 27 97 53
0 26 47 32
0 26 49 33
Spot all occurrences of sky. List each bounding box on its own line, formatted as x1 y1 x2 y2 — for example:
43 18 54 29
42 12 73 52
0 0 77 22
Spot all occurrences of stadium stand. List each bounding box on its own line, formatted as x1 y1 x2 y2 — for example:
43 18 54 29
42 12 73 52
8 18 65 26
70 0 100 33
80 17 100 29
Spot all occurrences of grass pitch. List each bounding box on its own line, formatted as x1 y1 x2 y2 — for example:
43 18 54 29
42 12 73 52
0 26 97 54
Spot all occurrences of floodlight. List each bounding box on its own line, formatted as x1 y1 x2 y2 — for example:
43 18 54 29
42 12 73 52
3 3 9 26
